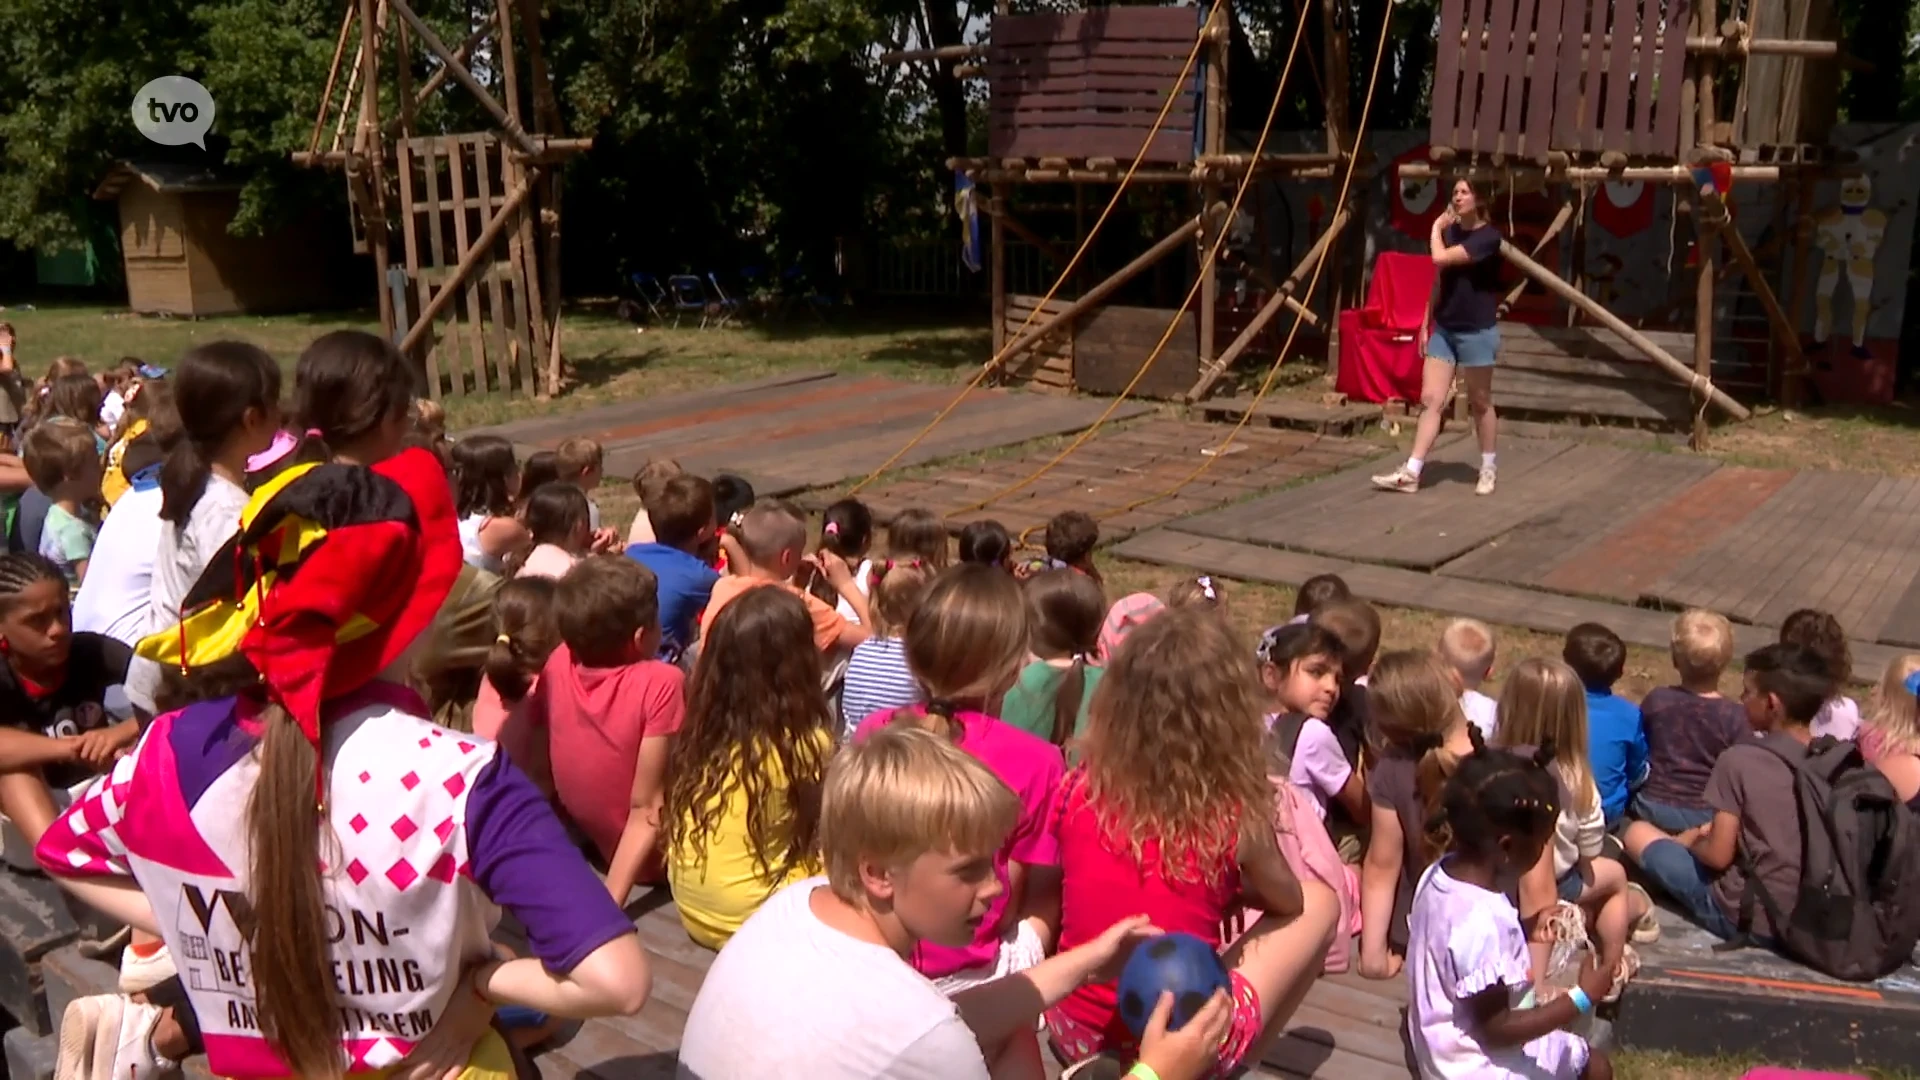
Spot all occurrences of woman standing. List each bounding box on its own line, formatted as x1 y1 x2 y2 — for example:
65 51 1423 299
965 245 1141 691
1373 178 1505 497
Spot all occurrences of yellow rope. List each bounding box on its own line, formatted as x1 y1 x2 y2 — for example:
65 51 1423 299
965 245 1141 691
961 6 1313 522
846 0 1225 495
1063 2 1399 543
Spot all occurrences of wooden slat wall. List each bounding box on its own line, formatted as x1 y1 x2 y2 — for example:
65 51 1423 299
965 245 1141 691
1074 304 1198 400
987 8 1202 163
1001 294 1074 393
1432 0 1690 161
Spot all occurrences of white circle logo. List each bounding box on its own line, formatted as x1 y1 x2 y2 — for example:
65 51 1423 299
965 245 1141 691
132 76 215 149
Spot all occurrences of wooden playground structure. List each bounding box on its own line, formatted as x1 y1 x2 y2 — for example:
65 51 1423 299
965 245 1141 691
893 0 1858 445
291 0 589 401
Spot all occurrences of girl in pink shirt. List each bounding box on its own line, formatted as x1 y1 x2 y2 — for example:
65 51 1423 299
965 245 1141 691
475 576 561 789
514 483 592 581
1048 607 1338 1077
852 563 1063 991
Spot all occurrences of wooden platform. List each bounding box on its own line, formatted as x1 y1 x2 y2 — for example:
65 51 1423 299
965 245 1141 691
807 418 1381 545
464 371 1151 499
1114 434 1920 672
534 892 1413 1080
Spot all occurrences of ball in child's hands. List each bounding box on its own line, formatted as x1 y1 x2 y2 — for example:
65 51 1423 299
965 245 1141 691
1115 931 1231 1038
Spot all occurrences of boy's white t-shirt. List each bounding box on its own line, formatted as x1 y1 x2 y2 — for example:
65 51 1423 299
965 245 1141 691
1462 689 1498 739
72 483 165 645
677 877 988 1080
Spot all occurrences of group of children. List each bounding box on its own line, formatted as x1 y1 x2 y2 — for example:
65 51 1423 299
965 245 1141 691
4 322 1911 1080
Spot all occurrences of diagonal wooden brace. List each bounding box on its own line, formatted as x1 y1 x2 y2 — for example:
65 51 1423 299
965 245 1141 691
400 175 539 356
389 0 540 157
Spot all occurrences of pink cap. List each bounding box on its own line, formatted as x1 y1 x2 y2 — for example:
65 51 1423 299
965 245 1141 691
247 430 299 473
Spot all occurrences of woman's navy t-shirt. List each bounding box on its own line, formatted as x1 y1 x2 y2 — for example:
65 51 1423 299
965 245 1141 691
1433 223 1503 332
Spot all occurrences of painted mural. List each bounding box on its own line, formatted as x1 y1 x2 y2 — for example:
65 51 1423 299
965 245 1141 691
1239 124 1920 402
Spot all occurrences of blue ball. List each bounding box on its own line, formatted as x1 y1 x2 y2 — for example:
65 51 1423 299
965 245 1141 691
1114 931 1231 1038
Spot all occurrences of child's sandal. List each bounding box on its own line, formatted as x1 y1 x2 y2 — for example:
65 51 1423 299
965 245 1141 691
1603 944 1641 1003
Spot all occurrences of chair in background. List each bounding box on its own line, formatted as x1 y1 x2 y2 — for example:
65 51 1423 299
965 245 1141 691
667 274 712 328
1334 251 1437 405
622 272 669 325
706 273 746 328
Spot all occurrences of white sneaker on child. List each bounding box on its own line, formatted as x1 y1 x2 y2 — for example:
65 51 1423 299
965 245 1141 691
1371 465 1420 493
56 995 178 1080
119 943 176 994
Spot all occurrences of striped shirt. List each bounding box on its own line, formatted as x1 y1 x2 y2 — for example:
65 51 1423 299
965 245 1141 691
839 637 922 739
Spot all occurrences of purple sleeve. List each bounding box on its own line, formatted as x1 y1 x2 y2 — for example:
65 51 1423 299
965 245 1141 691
465 752 633 972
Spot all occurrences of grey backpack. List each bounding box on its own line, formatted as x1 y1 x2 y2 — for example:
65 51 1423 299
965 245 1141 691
1726 734 1920 980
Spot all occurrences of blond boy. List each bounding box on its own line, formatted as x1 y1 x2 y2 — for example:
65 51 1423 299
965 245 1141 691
554 435 617 549
678 726 1209 1080
1629 609 1748 832
1438 618 1498 738
701 499 869 652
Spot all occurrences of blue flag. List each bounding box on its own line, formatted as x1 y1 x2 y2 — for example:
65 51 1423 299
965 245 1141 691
955 171 982 273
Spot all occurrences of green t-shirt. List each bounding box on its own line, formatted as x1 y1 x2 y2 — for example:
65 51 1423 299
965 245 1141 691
999 660 1104 744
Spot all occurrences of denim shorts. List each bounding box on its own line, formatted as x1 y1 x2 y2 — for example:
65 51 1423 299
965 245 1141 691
1636 838 1739 940
1556 867 1585 903
1632 794 1716 834
1427 326 1501 368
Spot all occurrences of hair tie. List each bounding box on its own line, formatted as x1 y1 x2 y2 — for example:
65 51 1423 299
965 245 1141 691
495 633 511 645
729 511 746 529
927 697 959 719
1071 652 1089 664
1197 575 1216 600
1904 670 1920 698
824 521 840 537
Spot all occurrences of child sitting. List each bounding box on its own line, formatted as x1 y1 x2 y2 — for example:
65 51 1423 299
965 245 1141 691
452 435 531 573
517 450 560 504
554 435 618 548
709 473 756 575
0 554 138 869
1361 650 1478 979
1495 658 1656 996
626 458 683 547
515 483 593 580
1044 509 1101 585
704 500 868 654
1407 730 1613 1080
850 564 1063 991
887 506 950 570
678 725 1220 1080
1257 622 1367 829
1311 598 1382 770
410 396 447 453
1441 617 1500 738
1167 573 1227 615
474 575 560 784
957 519 1013 571
1781 608 1859 741
46 373 108 454
813 498 876 623
625 474 719 659
837 559 929 738
100 374 165 509
1049 606 1336 1074
529 555 686 903
1634 609 1749 832
23 421 102 589
1289 572 1352 625
1858 654 1920 807
1563 622 1645 828
1622 643 1825 944
666 586 835 949
1000 568 1106 746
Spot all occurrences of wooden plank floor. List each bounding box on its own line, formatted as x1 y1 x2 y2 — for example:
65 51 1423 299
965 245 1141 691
1138 431 1920 657
533 893 1413 1080
464 372 1152 499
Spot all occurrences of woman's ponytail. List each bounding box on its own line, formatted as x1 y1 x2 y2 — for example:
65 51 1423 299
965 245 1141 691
245 705 342 1079
162 342 283 526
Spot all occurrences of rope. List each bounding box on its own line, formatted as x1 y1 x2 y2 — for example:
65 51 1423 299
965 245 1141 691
952 5 1315 520
846 0 1226 495
1043 0 1399 545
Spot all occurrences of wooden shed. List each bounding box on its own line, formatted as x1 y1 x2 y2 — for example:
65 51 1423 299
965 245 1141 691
93 161 343 316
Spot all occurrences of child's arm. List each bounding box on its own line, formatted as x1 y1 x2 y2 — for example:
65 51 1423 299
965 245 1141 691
1237 815 1305 919
815 552 874 640
951 914 1155 1048
1685 810 1741 872
69 557 87 587
603 735 671 904
1016 864 1061 951
1469 950 1611 1048
0 770 63 851
0 728 78 772
1628 715 1651 791
1359 802 1404 978
1332 770 1370 823
71 718 140 773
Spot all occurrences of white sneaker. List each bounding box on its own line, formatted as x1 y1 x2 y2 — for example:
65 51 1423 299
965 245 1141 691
119 943 175 995
1371 465 1420 493
1475 465 1497 496
112 999 176 1080
57 996 175 1080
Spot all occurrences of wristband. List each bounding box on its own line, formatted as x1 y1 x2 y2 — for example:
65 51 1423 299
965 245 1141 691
1127 1065 1161 1080
1565 986 1593 1014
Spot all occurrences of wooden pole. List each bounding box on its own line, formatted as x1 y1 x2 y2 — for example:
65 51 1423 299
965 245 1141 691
382 25 493 140
357 0 394 336
494 0 551 384
990 185 1008 359
1396 163 1787 182
1497 197 1577 316
1693 222 1718 448
1073 182 1087 297
308 5 357 156
987 214 1206 374
1186 204 1353 401
1782 179 1816 406
1568 182 1588 327
1695 189 1806 409
1499 241 1749 420
400 177 538 356
1198 3 1226 379
388 0 540 156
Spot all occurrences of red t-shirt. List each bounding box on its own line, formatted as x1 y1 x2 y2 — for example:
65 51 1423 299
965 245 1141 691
527 643 685 861
1052 772 1241 1046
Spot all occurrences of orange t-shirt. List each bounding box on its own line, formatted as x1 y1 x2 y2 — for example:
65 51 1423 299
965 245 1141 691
702 576 847 653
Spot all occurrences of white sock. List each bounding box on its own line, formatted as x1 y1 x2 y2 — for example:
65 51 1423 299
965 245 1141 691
1481 453 1497 470
1406 458 1424 477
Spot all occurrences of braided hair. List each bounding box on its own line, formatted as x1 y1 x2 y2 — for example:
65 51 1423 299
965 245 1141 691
0 553 64 614
1426 724 1562 865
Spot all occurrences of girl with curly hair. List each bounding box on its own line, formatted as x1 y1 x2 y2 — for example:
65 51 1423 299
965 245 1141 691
1781 607 1858 740
1047 606 1337 1077
666 585 836 949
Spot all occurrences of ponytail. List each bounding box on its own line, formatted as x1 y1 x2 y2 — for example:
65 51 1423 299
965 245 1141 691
245 706 342 1079
1049 654 1087 749
485 578 559 704
161 342 283 526
157 440 211 526
1414 731 1465 866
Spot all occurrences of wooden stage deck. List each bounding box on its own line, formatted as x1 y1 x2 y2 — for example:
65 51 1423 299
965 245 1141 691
465 371 1150 500
1116 433 1917 676
533 892 1416 1080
